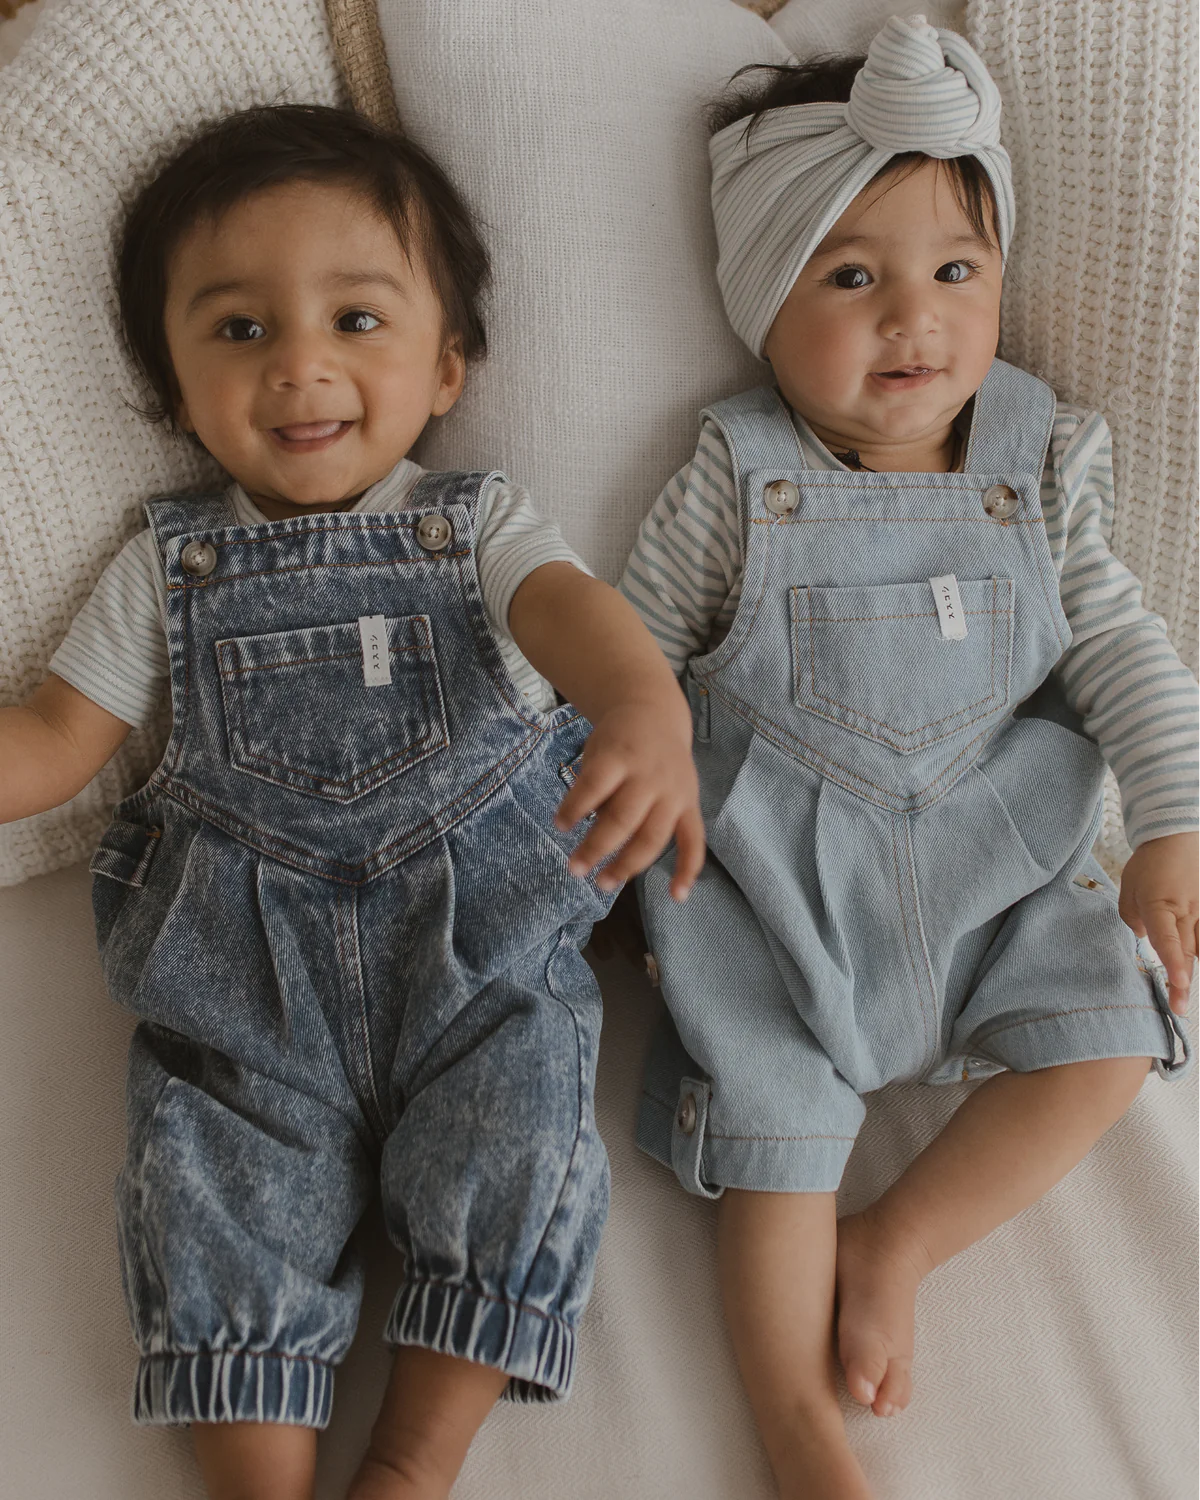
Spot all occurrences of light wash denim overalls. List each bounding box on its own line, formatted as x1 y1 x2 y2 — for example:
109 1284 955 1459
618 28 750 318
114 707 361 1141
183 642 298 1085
638 360 1189 1199
90 470 614 1425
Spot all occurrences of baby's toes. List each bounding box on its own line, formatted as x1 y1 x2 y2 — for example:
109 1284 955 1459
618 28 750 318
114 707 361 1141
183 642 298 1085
837 1325 892 1409
871 1355 913 1418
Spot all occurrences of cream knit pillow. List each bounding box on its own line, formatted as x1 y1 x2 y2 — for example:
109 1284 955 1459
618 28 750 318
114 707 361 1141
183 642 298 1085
0 0 344 884
965 0 1199 869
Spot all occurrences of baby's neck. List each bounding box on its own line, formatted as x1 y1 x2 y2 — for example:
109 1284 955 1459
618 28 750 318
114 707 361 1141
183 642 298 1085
803 419 960 475
250 491 363 522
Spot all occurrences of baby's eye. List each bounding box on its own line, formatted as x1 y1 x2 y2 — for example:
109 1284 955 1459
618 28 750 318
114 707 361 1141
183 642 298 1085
934 260 978 283
336 309 382 333
220 317 266 342
830 265 871 290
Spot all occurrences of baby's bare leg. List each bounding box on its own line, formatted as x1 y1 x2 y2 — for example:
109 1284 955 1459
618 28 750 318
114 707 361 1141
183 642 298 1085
345 1346 509 1500
837 1056 1150 1417
719 1189 874 1500
192 1421 318 1500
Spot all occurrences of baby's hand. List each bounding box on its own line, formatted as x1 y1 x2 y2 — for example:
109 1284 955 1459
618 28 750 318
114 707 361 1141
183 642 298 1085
554 701 704 901
1118 831 1199 1014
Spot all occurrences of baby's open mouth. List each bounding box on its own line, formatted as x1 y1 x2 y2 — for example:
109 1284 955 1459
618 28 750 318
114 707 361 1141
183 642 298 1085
870 366 940 389
272 420 352 442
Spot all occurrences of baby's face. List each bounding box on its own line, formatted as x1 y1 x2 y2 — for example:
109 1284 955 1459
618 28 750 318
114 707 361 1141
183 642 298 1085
764 159 1002 466
163 180 464 517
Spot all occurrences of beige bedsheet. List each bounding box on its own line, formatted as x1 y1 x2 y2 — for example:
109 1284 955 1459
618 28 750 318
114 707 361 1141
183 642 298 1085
0 862 1194 1498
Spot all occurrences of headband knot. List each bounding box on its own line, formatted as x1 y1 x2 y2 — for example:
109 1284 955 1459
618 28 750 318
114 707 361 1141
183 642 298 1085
711 14 1013 357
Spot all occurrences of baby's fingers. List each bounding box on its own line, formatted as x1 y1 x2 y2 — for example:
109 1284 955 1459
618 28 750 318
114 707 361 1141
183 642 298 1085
554 756 624 832
566 785 651 881
1117 886 1148 939
591 802 681 891
669 805 706 901
1144 909 1196 1015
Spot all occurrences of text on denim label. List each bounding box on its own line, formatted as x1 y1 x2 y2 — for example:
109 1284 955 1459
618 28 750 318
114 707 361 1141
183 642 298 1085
929 575 967 640
358 615 392 685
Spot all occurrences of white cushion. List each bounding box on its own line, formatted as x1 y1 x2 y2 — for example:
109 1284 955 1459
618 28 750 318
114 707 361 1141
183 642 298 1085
375 0 783 584
771 0 967 57
0 0 344 885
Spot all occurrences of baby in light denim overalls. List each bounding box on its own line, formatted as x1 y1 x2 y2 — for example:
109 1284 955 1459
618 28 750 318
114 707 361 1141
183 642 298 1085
622 18 1198 1498
0 107 703 1500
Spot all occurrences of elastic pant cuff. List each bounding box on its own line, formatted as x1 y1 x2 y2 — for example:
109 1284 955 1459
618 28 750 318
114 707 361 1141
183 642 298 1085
133 1351 335 1428
386 1278 577 1403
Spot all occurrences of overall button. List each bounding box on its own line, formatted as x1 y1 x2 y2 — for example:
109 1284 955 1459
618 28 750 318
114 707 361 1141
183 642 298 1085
676 1092 698 1136
644 952 661 987
179 540 217 577
982 484 1019 519
416 514 453 551
763 479 799 516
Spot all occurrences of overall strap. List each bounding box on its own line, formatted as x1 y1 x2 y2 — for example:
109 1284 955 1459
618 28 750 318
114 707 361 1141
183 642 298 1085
144 491 236 549
700 387 806 555
962 359 1056 476
409 469 507 525
701 387 805 485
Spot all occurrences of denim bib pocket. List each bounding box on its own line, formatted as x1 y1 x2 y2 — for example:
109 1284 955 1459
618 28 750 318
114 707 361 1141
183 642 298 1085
790 578 1014 753
217 615 450 802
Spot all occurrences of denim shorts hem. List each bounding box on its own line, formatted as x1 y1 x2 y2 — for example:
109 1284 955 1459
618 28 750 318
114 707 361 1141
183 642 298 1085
132 1350 335 1428
637 1089 854 1195
971 1000 1188 1079
385 1277 577 1403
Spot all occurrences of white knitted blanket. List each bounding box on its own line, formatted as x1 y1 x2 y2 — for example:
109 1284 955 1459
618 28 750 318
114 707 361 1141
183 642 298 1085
0 0 344 884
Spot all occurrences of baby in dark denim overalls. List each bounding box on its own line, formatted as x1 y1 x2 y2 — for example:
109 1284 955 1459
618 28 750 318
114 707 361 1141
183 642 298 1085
622 18 1198 1500
0 107 702 1499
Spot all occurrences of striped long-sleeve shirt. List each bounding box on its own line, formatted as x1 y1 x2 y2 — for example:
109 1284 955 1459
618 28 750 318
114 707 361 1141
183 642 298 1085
51 458 589 721
620 404 1198 850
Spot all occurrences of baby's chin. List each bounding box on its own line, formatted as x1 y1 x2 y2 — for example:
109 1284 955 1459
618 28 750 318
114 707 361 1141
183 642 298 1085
852 393 969 439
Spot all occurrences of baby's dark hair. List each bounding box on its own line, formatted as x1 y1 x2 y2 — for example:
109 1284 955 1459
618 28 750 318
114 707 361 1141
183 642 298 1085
709 58 1001 250
118 104 491 431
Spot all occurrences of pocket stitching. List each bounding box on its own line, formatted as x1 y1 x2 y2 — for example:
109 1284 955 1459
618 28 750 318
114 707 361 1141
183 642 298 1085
793 580 1013 748
218 616 450 801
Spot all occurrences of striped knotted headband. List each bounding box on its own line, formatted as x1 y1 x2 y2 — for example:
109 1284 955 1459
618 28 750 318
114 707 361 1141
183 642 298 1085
710 13 1014 358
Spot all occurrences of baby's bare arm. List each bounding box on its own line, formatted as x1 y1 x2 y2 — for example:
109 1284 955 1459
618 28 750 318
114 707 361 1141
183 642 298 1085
507 562 704 898
0 674 131 823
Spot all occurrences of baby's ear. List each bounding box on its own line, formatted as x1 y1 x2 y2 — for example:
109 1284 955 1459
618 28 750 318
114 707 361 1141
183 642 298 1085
431 337 466 417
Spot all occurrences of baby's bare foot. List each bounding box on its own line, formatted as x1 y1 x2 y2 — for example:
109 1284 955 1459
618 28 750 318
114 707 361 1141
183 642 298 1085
836 1206 934 1419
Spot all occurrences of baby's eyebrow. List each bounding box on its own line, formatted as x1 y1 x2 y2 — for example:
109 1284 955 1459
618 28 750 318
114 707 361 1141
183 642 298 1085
183 268 410 316
184 279 247 315
320 268 411 298
810 229 992 259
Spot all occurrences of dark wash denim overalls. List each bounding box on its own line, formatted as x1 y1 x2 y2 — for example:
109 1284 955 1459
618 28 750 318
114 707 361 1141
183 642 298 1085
90 470 613 1425
636 360 1189 1201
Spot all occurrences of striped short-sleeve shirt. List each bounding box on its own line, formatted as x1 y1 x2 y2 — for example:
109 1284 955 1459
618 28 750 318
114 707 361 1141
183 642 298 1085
51 458 588 723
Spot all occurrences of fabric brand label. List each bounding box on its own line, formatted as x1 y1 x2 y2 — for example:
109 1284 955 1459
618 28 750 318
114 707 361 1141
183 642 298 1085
929 575 967 640
358 615 392 685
